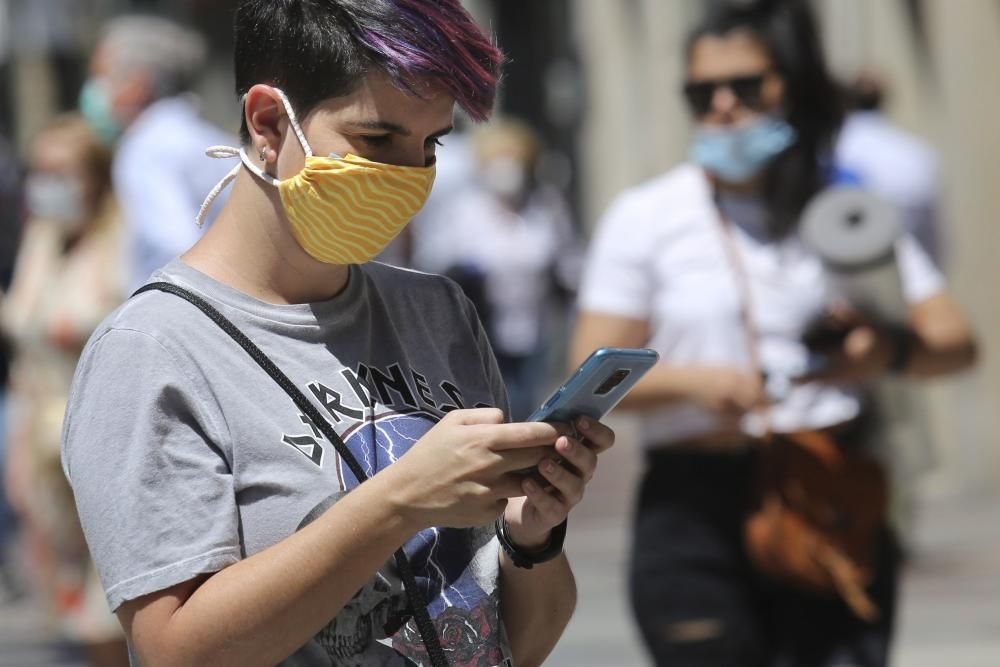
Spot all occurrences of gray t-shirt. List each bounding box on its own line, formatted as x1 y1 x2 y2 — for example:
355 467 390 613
62 259 513 667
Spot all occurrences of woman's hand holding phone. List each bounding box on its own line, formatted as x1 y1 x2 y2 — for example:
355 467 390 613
503 415 616 549
382 408 570 530
497 347 652 548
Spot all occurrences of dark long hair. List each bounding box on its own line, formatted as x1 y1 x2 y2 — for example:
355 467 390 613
686 0 844 237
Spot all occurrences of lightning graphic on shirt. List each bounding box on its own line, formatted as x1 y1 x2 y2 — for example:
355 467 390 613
302 386 506 663
360 434 377 477
347 413 486 612
415 527 455 607
374 417 422 465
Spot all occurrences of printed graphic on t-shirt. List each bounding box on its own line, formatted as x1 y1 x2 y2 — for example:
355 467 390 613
291 362 507 667
281 362 484 472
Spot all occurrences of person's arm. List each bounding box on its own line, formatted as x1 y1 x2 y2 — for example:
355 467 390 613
884 234 977 375
457 277 608 663
452 286 586 665
799 291 977 384
571 186 764 417
65 322 580 667
497 417 616 667
497 551 576 667
115 408 577 667
570 310 764 414
120 472 421 667
901 291 977 376
799 231 977 384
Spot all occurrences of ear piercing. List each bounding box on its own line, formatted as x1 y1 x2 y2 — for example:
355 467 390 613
259 147 267 162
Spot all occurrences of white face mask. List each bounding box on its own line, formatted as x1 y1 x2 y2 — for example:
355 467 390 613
26 174 86 227
480 156 528 199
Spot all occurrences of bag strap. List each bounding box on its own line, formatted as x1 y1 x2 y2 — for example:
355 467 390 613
712 205 774 439
712 224 883 621
133 281 449 667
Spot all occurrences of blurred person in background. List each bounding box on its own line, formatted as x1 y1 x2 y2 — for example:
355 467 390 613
377 121 477 268
81 15 236 291
0 132 21 600
429 118 581 420
570 1 977 665
1 113 128 666
836 71 947 548
836 72 944 265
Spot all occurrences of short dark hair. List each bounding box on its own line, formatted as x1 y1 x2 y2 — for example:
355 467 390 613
234 0 505 143
686 0 845 238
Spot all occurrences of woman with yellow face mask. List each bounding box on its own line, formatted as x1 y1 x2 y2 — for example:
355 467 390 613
61 3 618 667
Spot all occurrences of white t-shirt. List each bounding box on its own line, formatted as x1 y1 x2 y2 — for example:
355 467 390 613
431 186 580 356
578 164 943 447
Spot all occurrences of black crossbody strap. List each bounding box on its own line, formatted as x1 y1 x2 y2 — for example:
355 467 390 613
133 282 448 667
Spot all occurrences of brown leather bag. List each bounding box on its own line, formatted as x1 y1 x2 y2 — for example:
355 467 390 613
744 429 888 621
713 208 890 621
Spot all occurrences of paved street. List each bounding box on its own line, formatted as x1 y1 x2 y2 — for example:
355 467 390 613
2 414 999 666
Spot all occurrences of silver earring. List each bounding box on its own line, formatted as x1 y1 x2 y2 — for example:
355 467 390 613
259 147 267 162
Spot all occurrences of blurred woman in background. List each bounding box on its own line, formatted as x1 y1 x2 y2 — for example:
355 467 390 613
571 1 976 665
1 113 127 666
434 118 581 420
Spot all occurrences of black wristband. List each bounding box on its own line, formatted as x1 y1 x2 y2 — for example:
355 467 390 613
886 325 916 374
495 516 568 569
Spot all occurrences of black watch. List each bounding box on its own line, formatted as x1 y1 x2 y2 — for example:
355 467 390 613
885 324 916 374
495 516 568 569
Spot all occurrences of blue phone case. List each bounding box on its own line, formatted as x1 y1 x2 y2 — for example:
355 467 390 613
528 347 660 423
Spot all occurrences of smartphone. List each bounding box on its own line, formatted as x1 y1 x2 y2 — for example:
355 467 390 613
528 347 660 424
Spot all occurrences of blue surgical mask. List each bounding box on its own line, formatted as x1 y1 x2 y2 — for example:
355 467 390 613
79 79 122 146
690 116 797 183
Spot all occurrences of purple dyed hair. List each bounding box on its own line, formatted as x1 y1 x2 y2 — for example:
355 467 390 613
357 0 504 122
235 0 505 142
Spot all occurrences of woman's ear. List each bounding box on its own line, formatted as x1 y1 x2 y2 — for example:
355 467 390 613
244 85 284 161
763 73 786 113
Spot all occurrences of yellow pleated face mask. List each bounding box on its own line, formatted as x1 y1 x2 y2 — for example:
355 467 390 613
197 88 436 265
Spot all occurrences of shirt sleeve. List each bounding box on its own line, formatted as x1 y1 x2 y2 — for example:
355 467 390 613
62 327 240 612
896 232 945 304
577 193 654 319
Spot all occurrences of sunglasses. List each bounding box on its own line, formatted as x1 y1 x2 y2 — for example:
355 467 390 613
682 73 770 116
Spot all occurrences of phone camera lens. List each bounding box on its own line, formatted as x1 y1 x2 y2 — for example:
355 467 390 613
594 369 631 396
